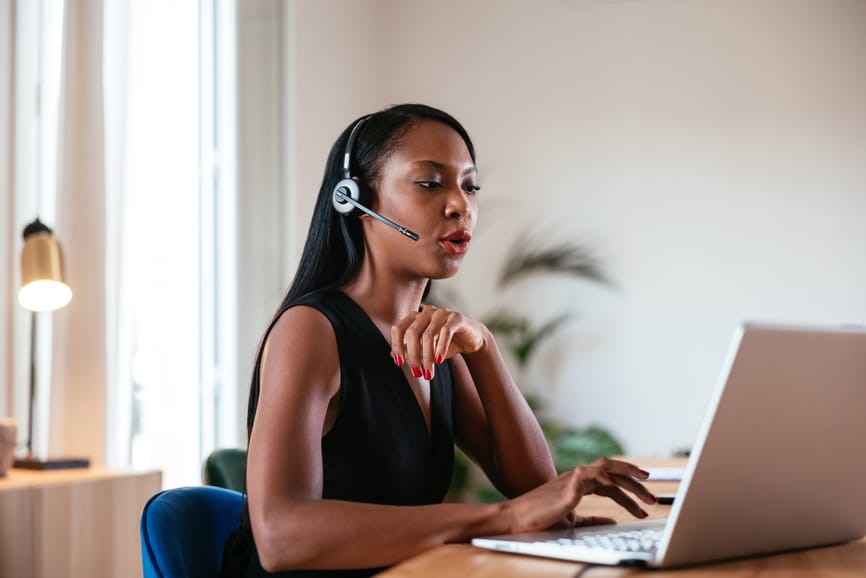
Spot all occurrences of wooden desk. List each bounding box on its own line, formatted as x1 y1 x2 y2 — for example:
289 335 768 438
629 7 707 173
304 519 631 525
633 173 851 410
0 466 162 578
377 463 866 577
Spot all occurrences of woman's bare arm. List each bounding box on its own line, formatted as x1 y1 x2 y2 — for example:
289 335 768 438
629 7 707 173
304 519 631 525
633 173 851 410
248 306 506 571
249 305 655 572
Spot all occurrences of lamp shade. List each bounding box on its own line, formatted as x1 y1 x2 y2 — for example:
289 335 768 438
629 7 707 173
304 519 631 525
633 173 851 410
18 219 72 312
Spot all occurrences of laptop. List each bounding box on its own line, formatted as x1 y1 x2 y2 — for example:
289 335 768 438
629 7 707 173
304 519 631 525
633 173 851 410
472 322 866 568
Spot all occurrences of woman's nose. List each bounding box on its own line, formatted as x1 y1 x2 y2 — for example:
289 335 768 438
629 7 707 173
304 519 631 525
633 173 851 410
445 187 471 219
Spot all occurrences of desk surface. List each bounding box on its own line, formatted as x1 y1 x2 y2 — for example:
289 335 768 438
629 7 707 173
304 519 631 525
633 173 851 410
377 460 866 577
379 540 866 578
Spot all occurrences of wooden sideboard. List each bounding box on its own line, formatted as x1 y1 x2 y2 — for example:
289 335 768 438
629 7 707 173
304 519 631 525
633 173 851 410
0 467 162 578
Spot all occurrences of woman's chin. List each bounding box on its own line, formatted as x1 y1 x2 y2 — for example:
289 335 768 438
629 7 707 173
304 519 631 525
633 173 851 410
424 263 462 281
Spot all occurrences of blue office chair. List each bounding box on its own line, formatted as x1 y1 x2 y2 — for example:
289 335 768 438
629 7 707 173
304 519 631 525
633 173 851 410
140 485 245 578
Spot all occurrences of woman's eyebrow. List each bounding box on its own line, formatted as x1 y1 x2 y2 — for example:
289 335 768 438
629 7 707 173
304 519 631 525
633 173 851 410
411 160 477 175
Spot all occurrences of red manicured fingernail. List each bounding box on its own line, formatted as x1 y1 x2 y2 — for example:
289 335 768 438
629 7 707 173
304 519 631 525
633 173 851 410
423 368 432 380
639 469 651 478
640 509 649 518
396 355 403 367
435 354 442 365
412 366 422 378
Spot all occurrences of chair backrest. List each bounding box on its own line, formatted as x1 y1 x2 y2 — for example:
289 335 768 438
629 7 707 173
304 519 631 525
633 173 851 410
203 448 247 492
140 485 244 578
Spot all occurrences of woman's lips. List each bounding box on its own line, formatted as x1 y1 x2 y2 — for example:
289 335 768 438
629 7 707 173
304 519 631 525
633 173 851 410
439 230 472 255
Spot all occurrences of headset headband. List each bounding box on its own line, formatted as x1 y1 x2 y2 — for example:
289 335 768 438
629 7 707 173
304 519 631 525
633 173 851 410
342 116 371 180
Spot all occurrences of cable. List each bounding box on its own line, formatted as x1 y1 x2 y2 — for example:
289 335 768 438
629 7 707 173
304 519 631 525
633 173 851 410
573 564 599 578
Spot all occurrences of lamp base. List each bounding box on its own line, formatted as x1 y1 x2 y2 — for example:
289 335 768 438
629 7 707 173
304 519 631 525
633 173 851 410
13 456 90 470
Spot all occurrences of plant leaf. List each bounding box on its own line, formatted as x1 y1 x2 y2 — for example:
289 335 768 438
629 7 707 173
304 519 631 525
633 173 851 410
513 313 572 366
482 310 530 339
551 425 625 472
499 234 612 288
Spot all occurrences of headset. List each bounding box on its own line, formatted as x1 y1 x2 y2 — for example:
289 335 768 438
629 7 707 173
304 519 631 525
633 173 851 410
331 116 420 241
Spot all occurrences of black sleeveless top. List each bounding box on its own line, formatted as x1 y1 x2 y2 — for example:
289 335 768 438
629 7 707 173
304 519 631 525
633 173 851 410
222 288 456 578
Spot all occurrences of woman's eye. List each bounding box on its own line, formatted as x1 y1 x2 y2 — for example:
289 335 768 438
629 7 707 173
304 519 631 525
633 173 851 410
417 181 442 189
464 184 481 194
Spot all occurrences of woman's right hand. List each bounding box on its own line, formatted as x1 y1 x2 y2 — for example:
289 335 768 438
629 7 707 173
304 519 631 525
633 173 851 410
499 457 658 533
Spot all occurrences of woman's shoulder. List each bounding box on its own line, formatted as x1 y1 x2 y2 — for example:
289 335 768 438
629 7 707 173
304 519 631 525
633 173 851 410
269 293 336 345
260 299 340 386
264 288 371 366
256 296 341 430
266 287 355 350
285 287 350 317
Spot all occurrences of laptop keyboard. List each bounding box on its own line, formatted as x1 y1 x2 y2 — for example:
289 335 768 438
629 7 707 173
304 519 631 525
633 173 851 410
542 527 663 554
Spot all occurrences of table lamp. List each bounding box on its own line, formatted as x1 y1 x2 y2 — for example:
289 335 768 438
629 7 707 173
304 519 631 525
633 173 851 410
13 218 89 469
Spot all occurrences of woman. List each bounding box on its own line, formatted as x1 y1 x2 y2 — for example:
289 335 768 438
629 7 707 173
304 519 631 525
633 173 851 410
224 104 656 577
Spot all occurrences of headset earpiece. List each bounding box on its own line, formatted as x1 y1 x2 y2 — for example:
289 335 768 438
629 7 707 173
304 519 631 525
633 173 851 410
332 178 361 215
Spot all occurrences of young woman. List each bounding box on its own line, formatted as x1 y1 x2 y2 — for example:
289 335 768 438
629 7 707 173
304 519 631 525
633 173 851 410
222 104 656 577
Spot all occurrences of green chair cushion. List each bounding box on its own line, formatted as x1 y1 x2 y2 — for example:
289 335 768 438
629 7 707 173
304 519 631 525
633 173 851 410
203 448 246 492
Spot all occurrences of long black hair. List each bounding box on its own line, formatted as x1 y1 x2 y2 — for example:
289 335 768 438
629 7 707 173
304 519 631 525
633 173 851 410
246 104 476 438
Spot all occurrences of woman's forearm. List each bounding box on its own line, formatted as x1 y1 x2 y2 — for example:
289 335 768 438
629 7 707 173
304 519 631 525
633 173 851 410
254 498 506 572
462 328 558 495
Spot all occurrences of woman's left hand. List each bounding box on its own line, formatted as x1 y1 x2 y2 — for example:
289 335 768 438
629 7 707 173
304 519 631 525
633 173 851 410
391 305 488 380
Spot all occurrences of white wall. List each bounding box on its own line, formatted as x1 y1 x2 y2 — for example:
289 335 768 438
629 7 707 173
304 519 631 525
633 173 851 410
284 0 387 275
284 0 866 456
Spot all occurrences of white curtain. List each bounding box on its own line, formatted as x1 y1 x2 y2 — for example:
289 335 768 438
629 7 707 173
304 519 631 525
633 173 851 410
49 0 108 462
0 0 13 417
3 0 71 456
102 0 133 469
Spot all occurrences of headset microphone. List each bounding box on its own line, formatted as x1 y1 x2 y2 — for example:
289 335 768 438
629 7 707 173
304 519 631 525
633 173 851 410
333 188 420 241
332 116 420 242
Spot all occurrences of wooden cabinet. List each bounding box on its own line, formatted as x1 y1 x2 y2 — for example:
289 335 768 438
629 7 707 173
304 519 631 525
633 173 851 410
0 467 162 578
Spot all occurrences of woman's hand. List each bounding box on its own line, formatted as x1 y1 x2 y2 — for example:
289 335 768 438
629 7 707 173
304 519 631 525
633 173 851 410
500 457 658 534
391 305 488 379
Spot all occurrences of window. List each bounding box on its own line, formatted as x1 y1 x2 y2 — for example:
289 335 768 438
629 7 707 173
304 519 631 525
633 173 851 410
106 0 238 488
6 0 242 486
